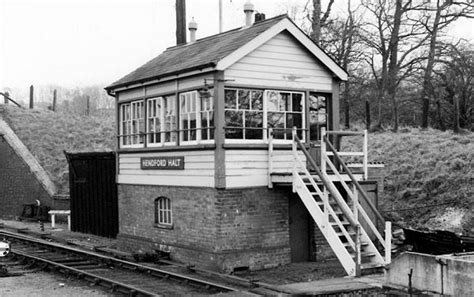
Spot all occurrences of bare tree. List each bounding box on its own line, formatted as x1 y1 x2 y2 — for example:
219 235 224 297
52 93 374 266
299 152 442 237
310 0 334 45
361 0 430 131
419 0 474 128
319 1 365 128
433 41 474 132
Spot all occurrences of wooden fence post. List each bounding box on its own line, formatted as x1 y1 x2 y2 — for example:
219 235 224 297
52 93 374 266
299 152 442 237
29 85 34 109
86 95 90 116
4 92 9 104
52 89 57 111
365 100 371 130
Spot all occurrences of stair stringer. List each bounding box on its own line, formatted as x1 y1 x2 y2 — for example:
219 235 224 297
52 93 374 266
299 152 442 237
323 176 385 267
293 175 356 276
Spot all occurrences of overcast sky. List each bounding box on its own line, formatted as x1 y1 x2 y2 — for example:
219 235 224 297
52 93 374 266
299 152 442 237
0 0 472 90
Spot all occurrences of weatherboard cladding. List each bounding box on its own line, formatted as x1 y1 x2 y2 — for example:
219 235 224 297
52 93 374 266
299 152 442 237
107 14 288 89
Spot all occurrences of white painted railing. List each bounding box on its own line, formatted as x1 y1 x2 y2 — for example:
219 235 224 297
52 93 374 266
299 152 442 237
291 127 363 275
268 125 392 268
320 127 391 265
322 128 368 180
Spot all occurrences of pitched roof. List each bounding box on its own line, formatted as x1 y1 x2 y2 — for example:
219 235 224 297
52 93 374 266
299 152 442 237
107 14 349 91
106 14 288 90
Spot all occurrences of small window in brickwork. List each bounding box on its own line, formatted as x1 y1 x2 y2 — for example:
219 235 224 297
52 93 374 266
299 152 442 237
154 197 172 227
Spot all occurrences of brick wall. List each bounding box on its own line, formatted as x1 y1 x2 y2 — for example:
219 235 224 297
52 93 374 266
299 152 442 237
313 222 337 260
117 181 382 271
117 184 291 272
215 187 291 271
0 135 52 218
118 184 218 249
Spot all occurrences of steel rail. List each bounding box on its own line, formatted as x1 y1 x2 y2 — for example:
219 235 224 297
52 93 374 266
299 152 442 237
12 249 157 296
0 230 238 295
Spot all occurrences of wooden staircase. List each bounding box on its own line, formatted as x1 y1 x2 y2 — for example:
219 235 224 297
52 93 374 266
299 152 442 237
270 127 391 276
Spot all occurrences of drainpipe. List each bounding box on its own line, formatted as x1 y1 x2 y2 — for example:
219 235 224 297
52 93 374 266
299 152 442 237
408 268 413 297
436 258 447 295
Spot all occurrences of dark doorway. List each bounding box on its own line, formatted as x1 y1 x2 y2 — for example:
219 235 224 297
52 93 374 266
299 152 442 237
289 193 310 262
308 92 330 142
308 92 331 169
66 152 118 238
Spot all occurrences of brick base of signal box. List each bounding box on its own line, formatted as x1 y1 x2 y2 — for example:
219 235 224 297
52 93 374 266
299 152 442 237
117 184 293 272
116 181 381 272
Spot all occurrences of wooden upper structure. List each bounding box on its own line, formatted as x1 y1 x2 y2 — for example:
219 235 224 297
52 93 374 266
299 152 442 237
106 14 348 189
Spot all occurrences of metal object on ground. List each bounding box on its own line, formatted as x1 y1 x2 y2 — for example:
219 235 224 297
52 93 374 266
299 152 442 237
0 240 10 257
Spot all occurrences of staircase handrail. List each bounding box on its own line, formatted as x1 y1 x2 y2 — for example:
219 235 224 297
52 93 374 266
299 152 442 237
292 151 357 251
323 136 385 224
325 131 365 137
293 134 358 228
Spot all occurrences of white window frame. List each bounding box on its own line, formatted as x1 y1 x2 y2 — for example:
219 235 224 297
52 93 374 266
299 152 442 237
147 97 161 146
224 88 265 144
200 92 215 143
223 88 305 144
155 197 172 227
265 90 306 144
179 91 199 145
120 103 131 147
119 101 145 148
146 95 177 147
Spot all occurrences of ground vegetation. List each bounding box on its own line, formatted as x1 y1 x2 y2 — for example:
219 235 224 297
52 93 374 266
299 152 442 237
343 127 473 234
0 105 115 194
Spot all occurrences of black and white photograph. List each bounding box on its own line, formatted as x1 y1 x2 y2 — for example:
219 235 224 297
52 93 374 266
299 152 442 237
0 0 473 295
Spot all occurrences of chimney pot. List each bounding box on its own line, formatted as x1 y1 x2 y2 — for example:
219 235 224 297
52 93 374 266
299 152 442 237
243 1 255 26
188 17 198 42
255 12 265 23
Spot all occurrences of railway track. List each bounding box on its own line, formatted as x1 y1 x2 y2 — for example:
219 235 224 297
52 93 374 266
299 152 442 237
0 230 244 296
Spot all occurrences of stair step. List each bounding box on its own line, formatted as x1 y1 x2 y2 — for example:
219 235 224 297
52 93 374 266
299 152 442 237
316 200 338 205
294 173 389 277
361 262 385 270
336 231 355 237
330 220 351 226
342 241 369 248
318 203 341 210
304 183 323 187
351 251 377 258
302 177 322 182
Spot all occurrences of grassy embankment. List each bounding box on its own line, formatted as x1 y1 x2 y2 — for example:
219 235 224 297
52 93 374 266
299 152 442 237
0 105 115 194
343 128 473 234
1 105 472 233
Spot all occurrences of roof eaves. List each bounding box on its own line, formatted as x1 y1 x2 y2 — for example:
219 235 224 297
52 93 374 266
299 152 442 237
105 62 217 91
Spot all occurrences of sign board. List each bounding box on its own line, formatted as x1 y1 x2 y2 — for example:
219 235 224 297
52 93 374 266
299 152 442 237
141 156 185 170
